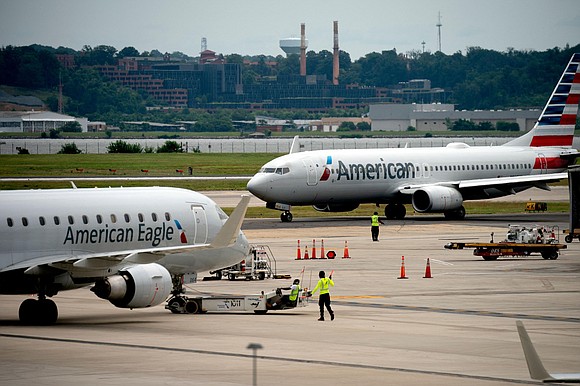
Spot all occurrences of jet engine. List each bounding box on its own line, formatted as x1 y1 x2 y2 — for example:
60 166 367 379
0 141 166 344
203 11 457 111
312 203 360 212
92 263 172 309
412 186 463 213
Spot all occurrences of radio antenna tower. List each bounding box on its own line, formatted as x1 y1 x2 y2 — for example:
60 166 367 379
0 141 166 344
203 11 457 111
436 12 442 52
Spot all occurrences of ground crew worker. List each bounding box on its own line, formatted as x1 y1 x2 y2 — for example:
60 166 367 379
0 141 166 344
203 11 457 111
371 211 384 241
310 270 334 321
281 278 301 307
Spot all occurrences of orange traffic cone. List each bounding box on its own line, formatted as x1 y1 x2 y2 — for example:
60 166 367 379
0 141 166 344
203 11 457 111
312 239 317 259
295 240 302 260
397 256 408 279
342 240 350 259
304 245 309 260
320 239 326 259
423 258 432 278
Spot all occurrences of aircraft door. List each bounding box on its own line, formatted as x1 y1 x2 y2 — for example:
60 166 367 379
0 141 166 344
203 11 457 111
190 205 208 244
422 163 431 179
537 153 548 174
303 159 318 186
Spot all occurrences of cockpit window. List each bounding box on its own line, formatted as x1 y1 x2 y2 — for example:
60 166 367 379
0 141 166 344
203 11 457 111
260 167 290 175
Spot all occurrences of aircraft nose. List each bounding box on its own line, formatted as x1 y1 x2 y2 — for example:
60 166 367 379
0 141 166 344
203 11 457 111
247 176 268 199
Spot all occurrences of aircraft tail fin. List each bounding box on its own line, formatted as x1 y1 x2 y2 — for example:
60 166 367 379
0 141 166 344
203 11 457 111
289 135 300 154
516 320 554 381
210 195 250 249
505 53 580 148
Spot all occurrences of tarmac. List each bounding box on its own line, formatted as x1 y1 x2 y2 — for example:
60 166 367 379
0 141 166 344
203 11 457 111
0 209 579 385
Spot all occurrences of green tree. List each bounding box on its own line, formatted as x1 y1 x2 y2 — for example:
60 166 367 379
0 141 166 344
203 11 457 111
338 121 356 131
107 140 143 153
157 140 183 153
60 121 82 132
57 143 82 154
356 121 371 131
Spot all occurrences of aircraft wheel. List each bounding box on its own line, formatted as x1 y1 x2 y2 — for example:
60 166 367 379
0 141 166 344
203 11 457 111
384 204 395 220
444 206 466 220
280 211 293 222
394 204 406 219
19 298 58 325
19 298 38 324
167 297 186 314
38 299 58 325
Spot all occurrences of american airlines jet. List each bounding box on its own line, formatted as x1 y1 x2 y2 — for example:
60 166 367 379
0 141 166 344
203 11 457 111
248 54 580 222
0 187 250 324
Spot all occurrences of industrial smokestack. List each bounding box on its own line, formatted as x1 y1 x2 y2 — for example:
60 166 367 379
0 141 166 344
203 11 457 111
300 23 306 76
333 21 339 85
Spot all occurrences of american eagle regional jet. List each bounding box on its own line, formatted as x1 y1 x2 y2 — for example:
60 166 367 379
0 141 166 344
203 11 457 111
0 187 251 324
247 54 580 222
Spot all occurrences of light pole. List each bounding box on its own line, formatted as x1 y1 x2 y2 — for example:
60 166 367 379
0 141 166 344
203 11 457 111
246 343 263 386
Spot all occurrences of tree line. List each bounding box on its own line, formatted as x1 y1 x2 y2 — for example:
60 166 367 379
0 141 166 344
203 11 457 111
1 43 579 124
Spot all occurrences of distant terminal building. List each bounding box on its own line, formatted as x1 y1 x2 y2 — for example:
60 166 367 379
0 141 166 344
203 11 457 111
0 111 88 133
369 103 540 132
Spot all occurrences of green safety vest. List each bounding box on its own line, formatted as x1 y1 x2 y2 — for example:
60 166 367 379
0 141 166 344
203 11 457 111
371 214 380 226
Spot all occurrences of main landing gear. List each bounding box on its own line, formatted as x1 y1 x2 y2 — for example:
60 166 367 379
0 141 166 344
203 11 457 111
280 211 293 222
19 281 59 325
165 274 201 314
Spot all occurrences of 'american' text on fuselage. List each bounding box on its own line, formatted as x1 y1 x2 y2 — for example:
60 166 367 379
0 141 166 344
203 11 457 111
337 160 416 181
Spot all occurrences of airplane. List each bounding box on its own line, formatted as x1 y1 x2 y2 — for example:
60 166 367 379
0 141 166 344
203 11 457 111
0 186 251 324
247 54 580 222
516 320 580 383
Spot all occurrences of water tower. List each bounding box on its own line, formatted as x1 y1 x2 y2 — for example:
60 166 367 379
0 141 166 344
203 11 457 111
279 37 307 56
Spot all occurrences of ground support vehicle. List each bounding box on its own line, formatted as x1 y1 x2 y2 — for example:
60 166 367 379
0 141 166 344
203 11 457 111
444 225 566 260
210 245 283 281
563 228 580 243
165 288 308 315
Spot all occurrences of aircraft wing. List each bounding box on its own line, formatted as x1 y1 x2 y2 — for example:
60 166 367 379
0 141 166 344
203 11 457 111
398 172 568 195
516 320 580 383
1 195 250 273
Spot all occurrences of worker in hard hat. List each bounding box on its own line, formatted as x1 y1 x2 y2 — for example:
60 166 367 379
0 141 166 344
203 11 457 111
371 211 384 241
280 278 301 308
309 270 334 321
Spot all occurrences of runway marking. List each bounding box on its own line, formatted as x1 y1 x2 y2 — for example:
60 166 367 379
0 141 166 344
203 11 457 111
333 301 580 323
0 333 538 385
428 258 454 266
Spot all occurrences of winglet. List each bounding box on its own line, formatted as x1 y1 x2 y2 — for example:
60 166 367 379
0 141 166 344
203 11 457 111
516 320 553 381
210 195 250 248
289 135 300 154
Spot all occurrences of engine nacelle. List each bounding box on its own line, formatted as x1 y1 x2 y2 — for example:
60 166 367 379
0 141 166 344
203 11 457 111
412 186 463 213
92 263 172 309
312 203 360 212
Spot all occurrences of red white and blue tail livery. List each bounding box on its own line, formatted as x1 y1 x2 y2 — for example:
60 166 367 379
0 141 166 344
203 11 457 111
248 54 580 222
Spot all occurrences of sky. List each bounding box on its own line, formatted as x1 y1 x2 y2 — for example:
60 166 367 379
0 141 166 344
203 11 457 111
1 0 579 60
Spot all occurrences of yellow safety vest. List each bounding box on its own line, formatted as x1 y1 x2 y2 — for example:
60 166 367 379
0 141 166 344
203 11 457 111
313 277 334 295
289 285 300 301
371 215 380 226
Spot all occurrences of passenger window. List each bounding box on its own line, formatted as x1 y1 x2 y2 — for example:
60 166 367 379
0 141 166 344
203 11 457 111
165 212 171 221
151 213 158 222
22 217 28 226
54 216 60 225
39 216 46 226
82 215 89 225
138 213 144 222
7 218 13 227
124 214 130 223
96 214 103 224
110 214 117 224
68 215 74 225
